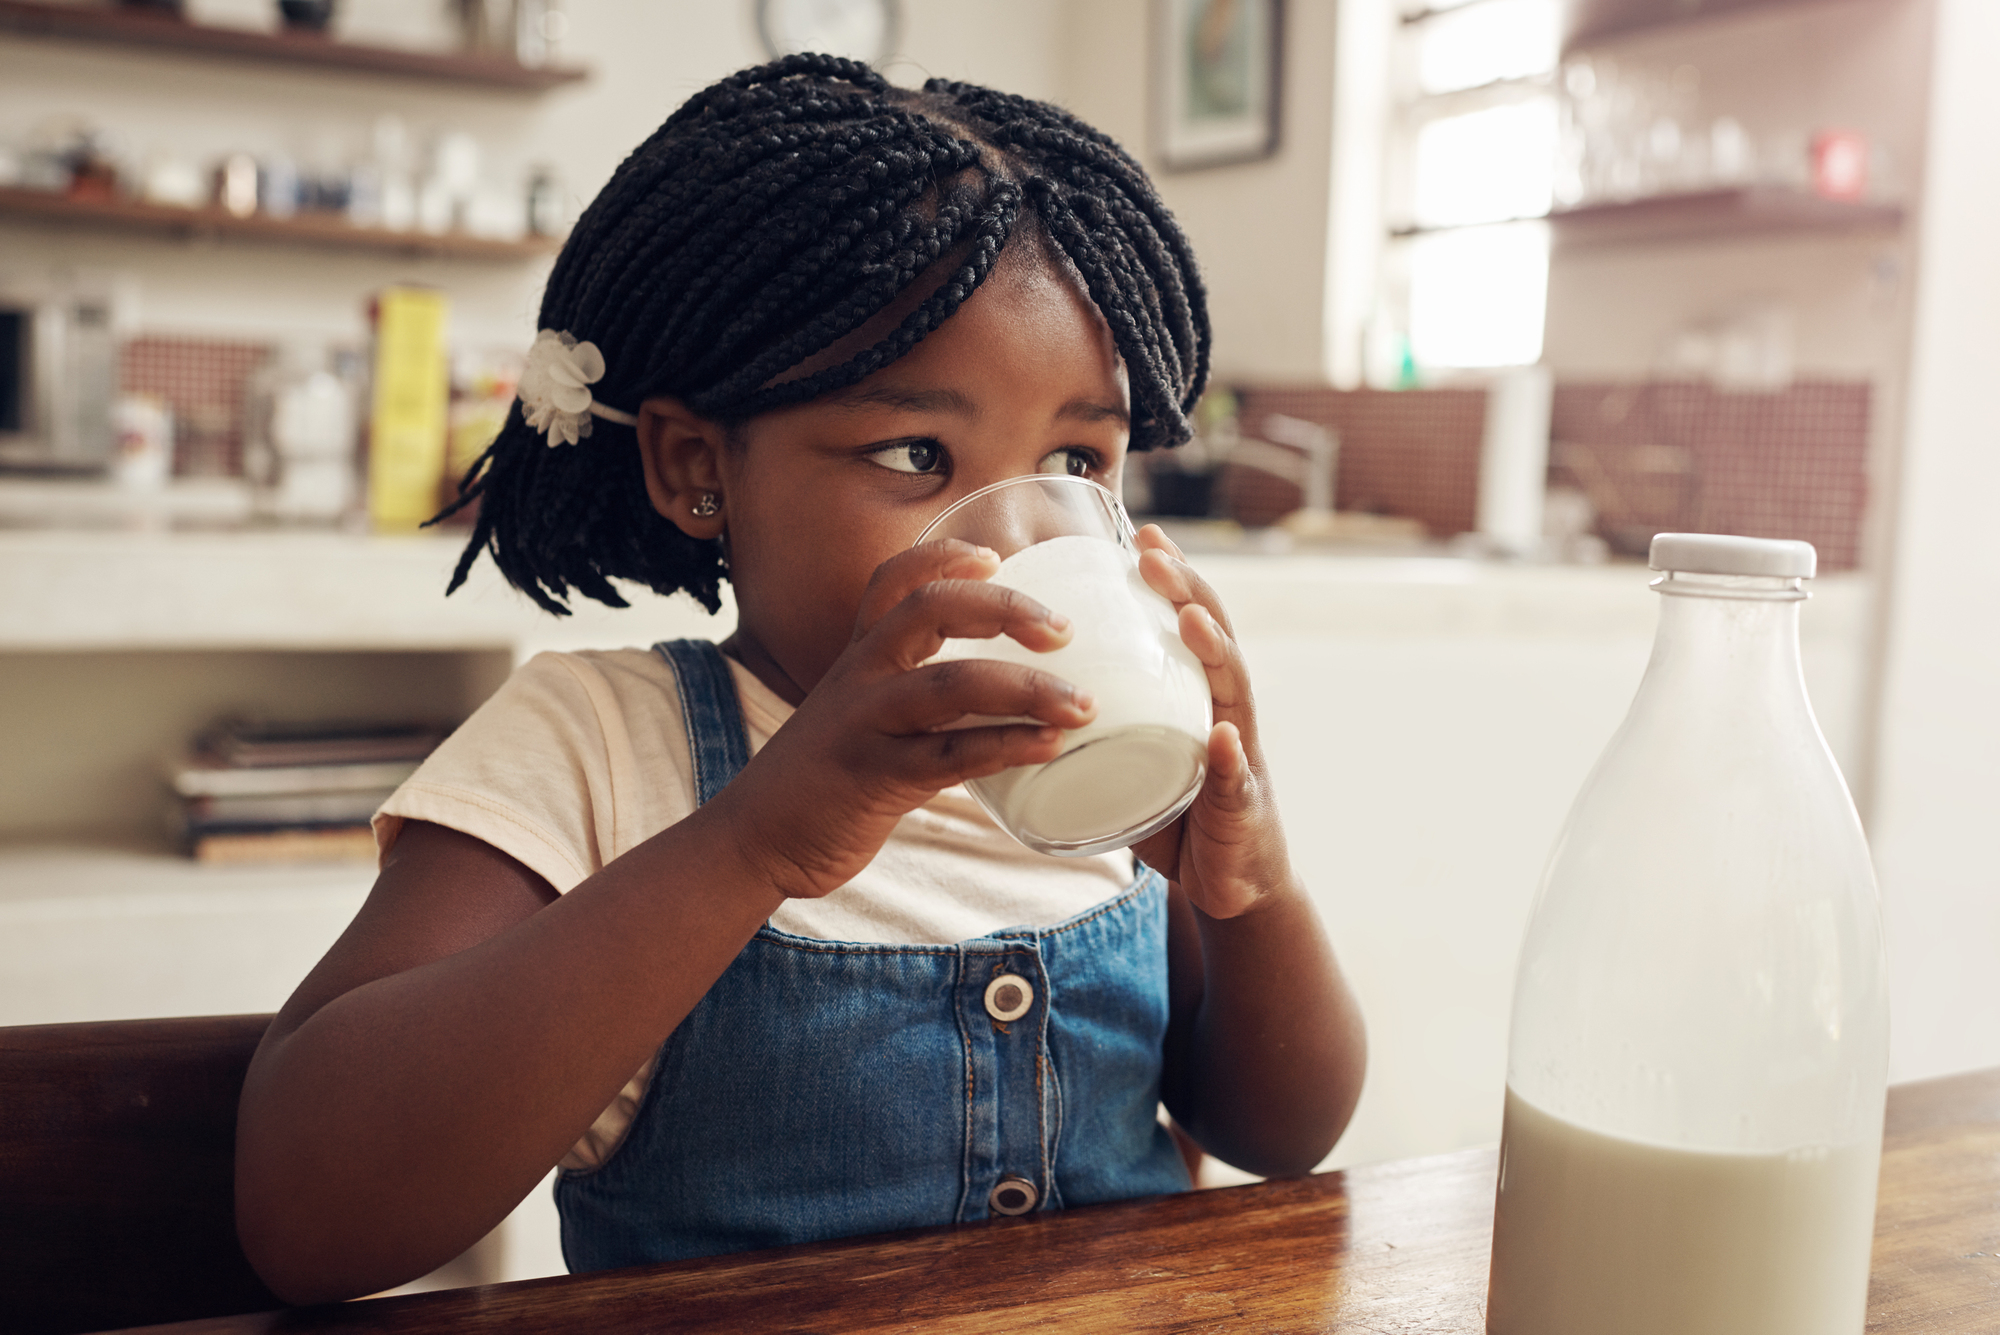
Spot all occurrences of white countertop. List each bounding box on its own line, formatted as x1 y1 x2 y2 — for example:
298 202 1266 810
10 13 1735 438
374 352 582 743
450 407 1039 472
0 525 728 654
0 524 1869 653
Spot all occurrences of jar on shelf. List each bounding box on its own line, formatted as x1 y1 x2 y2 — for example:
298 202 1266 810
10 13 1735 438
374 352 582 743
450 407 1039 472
241 344 361 525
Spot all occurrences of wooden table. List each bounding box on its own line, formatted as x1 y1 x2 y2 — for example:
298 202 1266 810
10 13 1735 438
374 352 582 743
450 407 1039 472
135 1069 2000 1334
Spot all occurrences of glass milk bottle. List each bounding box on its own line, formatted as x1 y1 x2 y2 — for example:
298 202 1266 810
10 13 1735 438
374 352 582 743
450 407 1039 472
1487 533 1888 1335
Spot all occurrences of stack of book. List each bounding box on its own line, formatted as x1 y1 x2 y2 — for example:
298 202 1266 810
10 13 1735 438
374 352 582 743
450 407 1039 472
169 720 446 865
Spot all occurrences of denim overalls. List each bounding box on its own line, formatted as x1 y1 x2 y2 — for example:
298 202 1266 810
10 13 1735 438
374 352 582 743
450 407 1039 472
556 639 1191 1271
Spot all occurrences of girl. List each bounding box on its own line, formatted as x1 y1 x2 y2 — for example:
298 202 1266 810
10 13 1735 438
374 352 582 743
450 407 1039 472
234 55 1365 1303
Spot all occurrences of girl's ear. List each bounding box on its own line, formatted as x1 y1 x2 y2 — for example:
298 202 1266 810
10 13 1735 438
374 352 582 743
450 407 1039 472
635 397 731 539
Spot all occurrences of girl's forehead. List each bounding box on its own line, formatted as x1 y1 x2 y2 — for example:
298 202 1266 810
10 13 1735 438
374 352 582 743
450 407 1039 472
846 249 1123 396
768 229 1117 401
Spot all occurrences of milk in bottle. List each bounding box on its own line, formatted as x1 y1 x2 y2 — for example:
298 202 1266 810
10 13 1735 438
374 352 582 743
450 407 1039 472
1486 533 1888 1335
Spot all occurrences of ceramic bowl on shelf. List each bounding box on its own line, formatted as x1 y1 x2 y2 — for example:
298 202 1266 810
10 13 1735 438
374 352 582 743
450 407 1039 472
277 0 336 32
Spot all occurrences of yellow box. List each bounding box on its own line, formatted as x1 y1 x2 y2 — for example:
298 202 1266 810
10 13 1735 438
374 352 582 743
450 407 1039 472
367 287 451 531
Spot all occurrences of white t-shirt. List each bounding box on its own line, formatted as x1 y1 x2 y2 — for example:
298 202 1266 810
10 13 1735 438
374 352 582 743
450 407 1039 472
373 646 1134 1167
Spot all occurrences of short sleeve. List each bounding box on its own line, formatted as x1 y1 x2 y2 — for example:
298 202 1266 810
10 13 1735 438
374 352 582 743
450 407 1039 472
373 649 696 895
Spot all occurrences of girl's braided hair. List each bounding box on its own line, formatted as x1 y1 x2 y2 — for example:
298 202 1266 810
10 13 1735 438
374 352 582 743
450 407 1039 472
445 53 1210 616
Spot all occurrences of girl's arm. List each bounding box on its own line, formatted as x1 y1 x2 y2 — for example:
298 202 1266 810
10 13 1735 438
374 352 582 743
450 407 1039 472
1133 527 1368 1178
236 813 784 1303
235 541 1092 1303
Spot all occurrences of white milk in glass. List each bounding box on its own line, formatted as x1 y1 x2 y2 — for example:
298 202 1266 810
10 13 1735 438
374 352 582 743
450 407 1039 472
1487 1089 1878 1335
932 533 1210 855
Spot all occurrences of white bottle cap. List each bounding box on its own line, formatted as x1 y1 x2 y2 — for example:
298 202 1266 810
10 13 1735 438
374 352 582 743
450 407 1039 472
1648 532 1817 579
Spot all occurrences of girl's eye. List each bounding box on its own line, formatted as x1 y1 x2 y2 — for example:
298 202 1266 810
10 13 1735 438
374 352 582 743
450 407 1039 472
1038 448 1097 478
866 440 945 475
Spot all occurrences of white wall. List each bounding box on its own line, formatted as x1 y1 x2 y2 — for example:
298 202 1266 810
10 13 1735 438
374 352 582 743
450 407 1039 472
1869 0 2000 1086
1545 231 1914 382
1059 0 1341 384
890 0 1067 100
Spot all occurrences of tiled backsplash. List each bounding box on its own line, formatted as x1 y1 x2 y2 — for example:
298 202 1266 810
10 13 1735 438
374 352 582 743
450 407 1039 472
1233 387 1487 534
1228 381 1870 570
1548 381 1869 570
119 337 274 477
109 338 1873 572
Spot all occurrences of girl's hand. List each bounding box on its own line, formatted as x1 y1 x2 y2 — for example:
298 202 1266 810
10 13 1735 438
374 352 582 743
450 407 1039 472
1129 524 1295 920
714 539 1098 901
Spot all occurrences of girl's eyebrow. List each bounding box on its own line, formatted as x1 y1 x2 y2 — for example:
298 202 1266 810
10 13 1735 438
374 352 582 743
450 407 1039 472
830 386 976 416
831 384 1129 426
1060 399 1129 425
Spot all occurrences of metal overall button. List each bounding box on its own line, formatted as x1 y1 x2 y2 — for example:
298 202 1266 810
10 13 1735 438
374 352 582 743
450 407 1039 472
988 1176 1039 1216
983 973 1035 1023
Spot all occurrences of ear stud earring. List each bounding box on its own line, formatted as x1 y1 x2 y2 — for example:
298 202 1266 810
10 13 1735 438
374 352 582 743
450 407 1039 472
692 492 720 518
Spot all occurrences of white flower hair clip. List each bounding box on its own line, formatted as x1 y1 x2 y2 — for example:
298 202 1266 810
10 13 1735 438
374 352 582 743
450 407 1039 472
518 330 639 447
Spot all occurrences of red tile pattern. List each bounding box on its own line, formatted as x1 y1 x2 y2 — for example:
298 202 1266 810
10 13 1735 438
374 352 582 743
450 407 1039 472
1231 388 1488 535
119 337 274 476
1224 381 1870 570
1549 380 1870 570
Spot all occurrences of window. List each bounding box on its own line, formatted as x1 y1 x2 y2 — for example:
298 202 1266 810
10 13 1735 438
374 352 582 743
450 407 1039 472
1384 0 1561 373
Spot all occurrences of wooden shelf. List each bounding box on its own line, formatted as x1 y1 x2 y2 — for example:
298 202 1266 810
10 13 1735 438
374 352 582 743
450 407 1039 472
0 186 562 261
1562 0 1869 49
0 0 587 90
1548 186 1904 246
1390 187 1903 248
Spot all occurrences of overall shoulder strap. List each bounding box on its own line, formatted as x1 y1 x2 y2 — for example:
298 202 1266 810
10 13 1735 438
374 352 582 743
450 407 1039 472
652 639 753 806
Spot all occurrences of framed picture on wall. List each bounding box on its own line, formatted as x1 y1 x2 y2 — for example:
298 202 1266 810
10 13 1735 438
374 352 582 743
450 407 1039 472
1154 0 1282 170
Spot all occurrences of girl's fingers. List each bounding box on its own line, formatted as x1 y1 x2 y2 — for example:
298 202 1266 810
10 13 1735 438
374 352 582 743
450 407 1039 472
1203 721 1253 809
1137 545 1239 640
1133 531 1257 733
852 539 1003 640
1179 601 1252 716
1135 522 1184 561
862 576 1073 672
870 658 1097 736
888 722 1071 789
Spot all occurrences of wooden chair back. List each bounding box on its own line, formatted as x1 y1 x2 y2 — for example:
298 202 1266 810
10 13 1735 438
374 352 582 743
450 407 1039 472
0 1014 283 1335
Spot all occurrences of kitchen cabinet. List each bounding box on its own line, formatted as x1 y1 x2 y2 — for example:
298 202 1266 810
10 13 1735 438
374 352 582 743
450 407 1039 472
0 523 725 853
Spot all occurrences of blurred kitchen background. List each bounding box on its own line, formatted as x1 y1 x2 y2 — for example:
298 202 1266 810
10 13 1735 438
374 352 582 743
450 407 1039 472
2 0 1993 1289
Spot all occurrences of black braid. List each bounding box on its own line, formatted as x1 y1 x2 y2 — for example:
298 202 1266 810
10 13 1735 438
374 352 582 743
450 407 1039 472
442 54 1210 615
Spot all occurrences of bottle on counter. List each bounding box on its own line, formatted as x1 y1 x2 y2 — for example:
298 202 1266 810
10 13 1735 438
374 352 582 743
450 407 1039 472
1486 532 1888 1335
242 343 359 526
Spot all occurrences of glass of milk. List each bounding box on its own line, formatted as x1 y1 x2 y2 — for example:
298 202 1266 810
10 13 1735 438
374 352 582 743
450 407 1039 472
917 474 1212 857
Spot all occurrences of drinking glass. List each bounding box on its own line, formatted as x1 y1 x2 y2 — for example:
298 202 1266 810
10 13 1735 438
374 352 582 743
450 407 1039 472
918 474 1212 857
